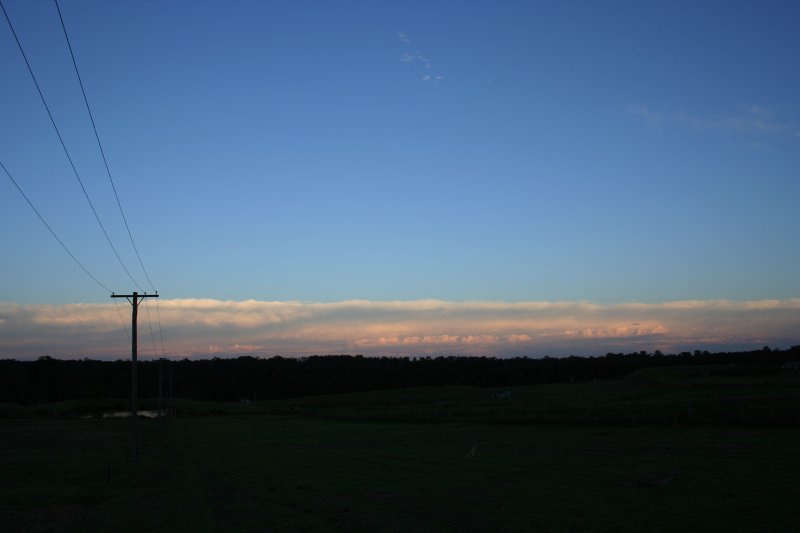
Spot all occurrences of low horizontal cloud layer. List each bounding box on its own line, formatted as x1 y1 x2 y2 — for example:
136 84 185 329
1 298 799 359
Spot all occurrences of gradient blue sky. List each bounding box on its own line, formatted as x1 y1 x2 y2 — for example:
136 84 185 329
1 1 799 358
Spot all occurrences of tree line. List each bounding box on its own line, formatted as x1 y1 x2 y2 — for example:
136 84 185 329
1 346 798 405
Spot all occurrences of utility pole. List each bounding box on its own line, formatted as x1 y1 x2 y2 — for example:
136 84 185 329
158 358 163 417
111 291 159 461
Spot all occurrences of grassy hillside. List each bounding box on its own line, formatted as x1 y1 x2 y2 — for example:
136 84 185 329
2 366 800 531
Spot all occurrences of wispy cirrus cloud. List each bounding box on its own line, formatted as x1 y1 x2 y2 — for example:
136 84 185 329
627 104 800 139
397 31 444 83
1 298 799 360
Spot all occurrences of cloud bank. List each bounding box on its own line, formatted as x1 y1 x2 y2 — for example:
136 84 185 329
2 298 799 359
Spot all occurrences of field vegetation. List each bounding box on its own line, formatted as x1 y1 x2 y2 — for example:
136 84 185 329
2 364 800 531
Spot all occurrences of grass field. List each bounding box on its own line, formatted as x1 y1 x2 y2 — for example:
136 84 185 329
2 366 800 532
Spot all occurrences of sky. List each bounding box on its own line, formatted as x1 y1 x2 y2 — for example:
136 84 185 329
1 0 799 359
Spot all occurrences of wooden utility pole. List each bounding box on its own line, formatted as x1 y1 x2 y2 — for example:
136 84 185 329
111 291 159 461
158 358 163 417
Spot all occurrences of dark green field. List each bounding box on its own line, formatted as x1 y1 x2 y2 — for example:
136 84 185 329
3 366 800 532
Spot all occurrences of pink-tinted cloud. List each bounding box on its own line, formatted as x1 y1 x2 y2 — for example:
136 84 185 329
1 298 799 359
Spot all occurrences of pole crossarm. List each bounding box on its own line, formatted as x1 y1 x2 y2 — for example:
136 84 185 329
112 292 159 305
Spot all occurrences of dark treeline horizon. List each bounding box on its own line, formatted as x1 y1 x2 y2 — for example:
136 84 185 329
2 347 799 405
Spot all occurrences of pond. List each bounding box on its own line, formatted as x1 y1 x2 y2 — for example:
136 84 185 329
100 410 162 418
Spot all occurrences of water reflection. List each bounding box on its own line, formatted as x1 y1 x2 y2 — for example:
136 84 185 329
102 410 162 418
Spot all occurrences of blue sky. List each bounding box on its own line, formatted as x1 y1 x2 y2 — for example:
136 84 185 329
1 1 799 357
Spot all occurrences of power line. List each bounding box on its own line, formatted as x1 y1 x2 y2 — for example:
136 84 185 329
114 298 132 343
1 0 141 290
3 1 167 358
5 156 131 345
54 0 156 292
54 0 167 358
143 298 160 357
154 298 167 357
1 159 112 293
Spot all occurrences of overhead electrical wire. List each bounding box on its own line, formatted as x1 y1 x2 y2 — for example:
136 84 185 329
144 299 159 356
114 299 132 343
154 300 167 358
54 0 156 292
54 0 167 358
5 156 132 344
1 0 142 291
2 0 165 356
1 160 113 294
